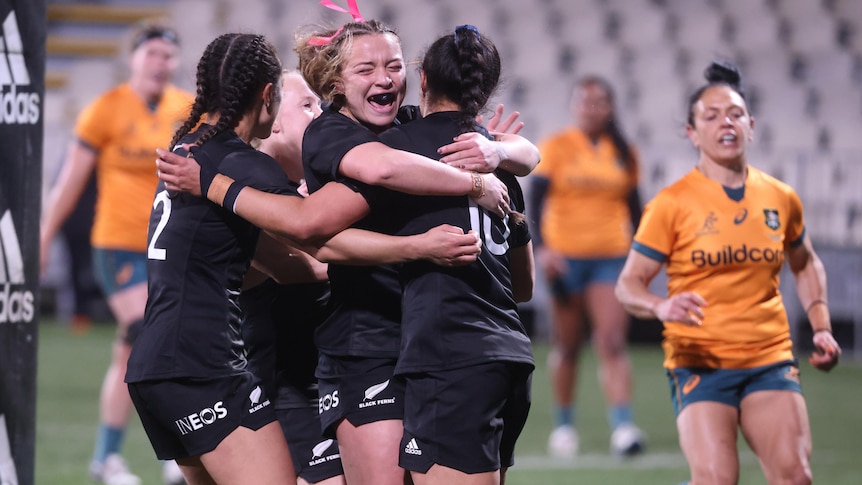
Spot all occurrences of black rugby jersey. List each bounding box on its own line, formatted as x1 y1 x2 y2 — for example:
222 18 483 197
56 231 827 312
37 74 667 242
378 111 535 374
241 278 331 410
302 104 407 360
126 127 294 382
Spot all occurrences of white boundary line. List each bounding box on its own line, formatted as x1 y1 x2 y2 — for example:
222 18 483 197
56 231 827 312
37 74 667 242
513 450 843 471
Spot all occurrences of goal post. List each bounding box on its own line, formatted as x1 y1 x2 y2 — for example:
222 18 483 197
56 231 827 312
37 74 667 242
0 1 45 484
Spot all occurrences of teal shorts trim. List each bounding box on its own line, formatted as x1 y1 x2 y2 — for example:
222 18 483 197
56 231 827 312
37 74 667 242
550 256 626 297
667 360 802 416
92 248 148 296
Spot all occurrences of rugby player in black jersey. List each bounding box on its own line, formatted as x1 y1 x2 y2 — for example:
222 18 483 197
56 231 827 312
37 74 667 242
376 26 537 485
125 34 298 485
155 18 538 485
240 71 343 485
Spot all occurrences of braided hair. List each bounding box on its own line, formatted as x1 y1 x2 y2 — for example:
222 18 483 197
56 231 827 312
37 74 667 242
170 33 282 148
687 61 746 128
295 20 399 108
421 25 501 133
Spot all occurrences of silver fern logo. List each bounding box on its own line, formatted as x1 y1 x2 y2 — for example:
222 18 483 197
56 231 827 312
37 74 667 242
364 380 389 400
358 380 396 410
247 386 270 414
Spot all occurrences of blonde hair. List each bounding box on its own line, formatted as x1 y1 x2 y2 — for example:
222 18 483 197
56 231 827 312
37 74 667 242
294 20 399 107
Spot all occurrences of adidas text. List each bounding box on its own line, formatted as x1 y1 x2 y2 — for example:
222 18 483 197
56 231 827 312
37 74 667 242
0 210 34 323
0 85 39 124
0 283 33 323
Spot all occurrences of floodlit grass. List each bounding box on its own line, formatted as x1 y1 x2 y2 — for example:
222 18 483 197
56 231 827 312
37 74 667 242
35 321 862 484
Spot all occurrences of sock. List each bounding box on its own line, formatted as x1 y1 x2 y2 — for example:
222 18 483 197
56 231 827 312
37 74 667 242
92 424 125 464
608 404 633 431
554 406 575 428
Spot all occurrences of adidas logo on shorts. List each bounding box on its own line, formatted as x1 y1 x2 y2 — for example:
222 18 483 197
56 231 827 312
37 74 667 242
404 438 423 456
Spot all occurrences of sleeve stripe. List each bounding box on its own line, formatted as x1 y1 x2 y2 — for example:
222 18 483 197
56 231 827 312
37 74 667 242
632 241 668 263
789 226 806 248
76 137 99 153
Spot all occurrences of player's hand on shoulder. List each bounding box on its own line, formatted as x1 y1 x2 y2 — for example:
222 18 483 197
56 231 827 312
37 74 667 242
654 292 707 326
421 224 482 267
438 132 502 173
156 146 202 197
809 330 841 372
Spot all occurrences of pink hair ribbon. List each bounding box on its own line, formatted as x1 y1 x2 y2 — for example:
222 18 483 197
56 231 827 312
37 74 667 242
320 0 365 22
307 0 366 46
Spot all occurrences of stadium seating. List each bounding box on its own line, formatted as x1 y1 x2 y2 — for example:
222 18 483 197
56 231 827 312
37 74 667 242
43 0 862 249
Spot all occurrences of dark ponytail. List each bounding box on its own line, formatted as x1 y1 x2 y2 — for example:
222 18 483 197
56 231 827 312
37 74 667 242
687 60 746 127
422 25 501 133
170 33 282 148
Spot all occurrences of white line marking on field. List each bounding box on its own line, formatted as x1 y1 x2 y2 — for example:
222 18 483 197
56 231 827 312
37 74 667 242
514 450 841 470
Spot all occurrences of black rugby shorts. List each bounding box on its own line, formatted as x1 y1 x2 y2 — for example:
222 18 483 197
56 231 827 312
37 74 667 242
129 372 277 460
316 354 405 438
277 405 344 483
399 362 532 474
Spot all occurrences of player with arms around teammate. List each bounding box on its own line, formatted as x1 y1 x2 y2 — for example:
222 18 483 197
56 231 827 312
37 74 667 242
378 25 537 485
155 11 534 484
124 33 301 485
39 22 192 485
615 61 840 485
238 71 340 485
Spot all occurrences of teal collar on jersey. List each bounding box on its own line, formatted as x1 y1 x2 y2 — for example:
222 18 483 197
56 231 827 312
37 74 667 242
722 184 745 202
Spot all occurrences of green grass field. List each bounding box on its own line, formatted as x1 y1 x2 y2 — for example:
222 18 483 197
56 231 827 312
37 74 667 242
35 321 862 484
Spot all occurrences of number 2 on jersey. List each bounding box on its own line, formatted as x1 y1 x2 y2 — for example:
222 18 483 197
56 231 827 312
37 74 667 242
148 190 172 260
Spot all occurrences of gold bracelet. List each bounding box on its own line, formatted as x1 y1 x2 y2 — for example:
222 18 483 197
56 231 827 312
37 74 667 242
469 172 485 198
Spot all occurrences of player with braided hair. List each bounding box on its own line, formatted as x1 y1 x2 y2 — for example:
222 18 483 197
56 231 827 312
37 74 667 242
129 31 487 484
377 25 537 485
156 11 538 484
124 33 297 485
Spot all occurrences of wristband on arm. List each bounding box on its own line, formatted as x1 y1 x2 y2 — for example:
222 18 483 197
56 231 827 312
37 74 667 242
206 173 242 213
191 148 242 212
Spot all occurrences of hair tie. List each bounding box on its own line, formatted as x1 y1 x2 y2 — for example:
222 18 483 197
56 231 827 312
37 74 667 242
454 24 479 42
308 0 366 46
